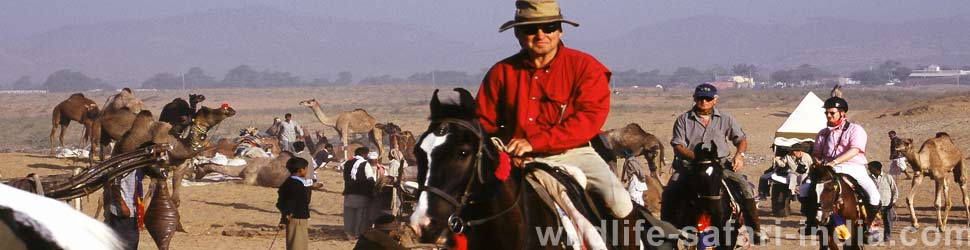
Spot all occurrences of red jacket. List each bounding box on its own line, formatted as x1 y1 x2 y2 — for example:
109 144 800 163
476 45 611 153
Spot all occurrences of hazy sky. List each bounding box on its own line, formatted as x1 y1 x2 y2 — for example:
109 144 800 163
3 0 968 40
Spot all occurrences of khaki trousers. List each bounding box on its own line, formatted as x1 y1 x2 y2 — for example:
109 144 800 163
286 218 308 250
536 146 634 218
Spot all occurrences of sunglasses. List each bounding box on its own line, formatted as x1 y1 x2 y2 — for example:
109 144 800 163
514 22 561 35
824 111 839 115
694 97 715 102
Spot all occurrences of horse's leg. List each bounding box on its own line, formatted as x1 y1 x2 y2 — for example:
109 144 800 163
907 174 925 229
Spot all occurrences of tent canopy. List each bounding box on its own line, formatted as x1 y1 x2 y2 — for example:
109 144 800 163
774 92 826 146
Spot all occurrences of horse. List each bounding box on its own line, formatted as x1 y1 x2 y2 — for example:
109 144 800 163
409 88 673 250
1 184 122 250
663 142 746 250
811 165 866 250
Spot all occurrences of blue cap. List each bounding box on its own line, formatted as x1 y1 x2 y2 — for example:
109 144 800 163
694 83 717 98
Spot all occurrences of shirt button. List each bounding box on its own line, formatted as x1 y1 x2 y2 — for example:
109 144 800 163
531 96 537 100
544 70 549 73
533 76 538 79
528 118 534 121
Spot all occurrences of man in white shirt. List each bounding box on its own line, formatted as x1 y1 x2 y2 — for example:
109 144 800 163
277 113 304 153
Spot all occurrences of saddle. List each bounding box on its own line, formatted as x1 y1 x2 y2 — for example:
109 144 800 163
832 174 871 220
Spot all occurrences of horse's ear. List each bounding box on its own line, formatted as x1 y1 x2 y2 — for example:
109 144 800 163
454 88 476 114
709 140 718 156
430 89 442 117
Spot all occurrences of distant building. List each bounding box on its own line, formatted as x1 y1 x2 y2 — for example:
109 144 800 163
705 81 736 89
909 64 970 78
714 75 755 88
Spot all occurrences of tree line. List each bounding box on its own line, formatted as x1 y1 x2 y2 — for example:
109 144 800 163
4 61 968 92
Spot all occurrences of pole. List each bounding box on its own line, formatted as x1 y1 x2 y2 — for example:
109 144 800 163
182 74 186 90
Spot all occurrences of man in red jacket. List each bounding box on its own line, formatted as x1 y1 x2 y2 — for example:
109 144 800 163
476 0 632 218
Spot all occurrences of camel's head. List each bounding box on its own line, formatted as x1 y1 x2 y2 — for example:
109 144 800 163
894 138 914 154
298 99 318 107
195 104 236 127
378 122 403 136
189 94 206 105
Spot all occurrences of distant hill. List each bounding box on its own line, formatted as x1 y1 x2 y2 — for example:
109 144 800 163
0 9 967 85
0 7 481 85
587 14 970 73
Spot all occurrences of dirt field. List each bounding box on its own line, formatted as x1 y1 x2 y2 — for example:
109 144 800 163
3 85 970 249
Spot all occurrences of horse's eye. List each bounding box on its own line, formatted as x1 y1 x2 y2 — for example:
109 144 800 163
459 151 469 157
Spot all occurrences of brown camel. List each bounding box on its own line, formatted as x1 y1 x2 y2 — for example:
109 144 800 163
195 151 293 187
49 93 100 155
897 132 970 230
90 88 146 160
602 123 666 181
299 99 383 162
397 131 418 165
113 105 235 250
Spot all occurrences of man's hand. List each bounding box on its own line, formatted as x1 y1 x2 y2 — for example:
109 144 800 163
119 203 131 217
732 154 745 171
506 138 534 157
824 160 838 167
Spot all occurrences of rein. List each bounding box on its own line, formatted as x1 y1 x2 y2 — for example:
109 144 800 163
420 118 525 234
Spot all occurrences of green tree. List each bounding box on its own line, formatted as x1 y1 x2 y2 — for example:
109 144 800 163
43 69 111 92
334 71 353 85
12 75 33 90
142 73 181 89
222 65 260 87
184 67 217 89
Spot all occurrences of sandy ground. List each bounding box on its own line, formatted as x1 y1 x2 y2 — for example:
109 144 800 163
3 85 970 249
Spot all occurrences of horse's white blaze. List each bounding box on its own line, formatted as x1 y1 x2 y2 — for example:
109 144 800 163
410 133 449 235
705 166 713 176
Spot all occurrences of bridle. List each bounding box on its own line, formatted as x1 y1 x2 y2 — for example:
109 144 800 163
693 159 724 201
816 169 844 215
419 118 525 234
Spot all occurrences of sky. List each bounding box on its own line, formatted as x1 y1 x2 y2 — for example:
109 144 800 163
2 0 968 40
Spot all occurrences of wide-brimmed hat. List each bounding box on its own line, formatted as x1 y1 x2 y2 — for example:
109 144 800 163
499 0 579 32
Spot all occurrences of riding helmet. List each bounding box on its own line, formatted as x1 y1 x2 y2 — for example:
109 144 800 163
823 97 848 112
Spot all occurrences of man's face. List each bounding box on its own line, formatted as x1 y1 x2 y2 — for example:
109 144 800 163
514 22 562 58
285 116 292 122
693 96 717 112
790 150 802 157
824 108 844 125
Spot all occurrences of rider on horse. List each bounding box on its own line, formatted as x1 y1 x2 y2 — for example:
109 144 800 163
663 83 767 244
806 96 881 239
476 0 633 219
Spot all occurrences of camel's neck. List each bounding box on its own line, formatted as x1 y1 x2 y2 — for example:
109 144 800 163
189 101 199 111
308 105 335 127
902 147 922 172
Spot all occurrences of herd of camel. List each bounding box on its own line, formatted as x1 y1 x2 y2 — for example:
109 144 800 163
44 88 970 244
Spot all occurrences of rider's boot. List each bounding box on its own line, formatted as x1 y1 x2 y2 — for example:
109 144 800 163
742 198 767 244
863 204 881 244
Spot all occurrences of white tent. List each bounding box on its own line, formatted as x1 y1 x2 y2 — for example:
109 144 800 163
774 92 826 147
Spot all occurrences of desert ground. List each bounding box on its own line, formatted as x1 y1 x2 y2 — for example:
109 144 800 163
3 84 970 249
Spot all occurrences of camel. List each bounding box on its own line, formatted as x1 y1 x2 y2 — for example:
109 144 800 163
397 131 418 165
264 117 282 137
90 88 146 160
159 94 206 136
112 105 235 250
49 93 100 155
897 132 970 230
299 99 383 162
831 84 843 98
195 151 293 188
602 123 666 181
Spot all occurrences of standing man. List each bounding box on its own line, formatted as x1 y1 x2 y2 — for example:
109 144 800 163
476 0 632 219
811 96 881 239
888 130 912 179
104 170 143 250
664 83 765 243
342 147 375 240
277 113 304 153
868 161 898 243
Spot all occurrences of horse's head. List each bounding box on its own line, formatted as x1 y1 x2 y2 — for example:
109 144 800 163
810 164 841 224
685 142 725 215
411 88 498 244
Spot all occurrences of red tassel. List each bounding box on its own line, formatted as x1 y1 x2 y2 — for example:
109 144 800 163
696 213 710 231
451 233 468 250
495 151 511 181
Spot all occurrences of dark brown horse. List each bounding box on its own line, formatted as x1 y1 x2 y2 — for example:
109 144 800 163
409 88 674 250
663 143 745 250
812 165 865 250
